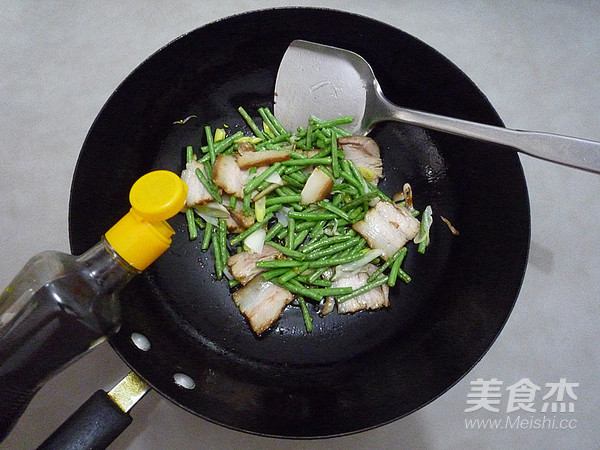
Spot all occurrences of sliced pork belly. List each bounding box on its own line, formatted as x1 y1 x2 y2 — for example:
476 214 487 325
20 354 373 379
300 167 333 205
227 244 281 285
338 136 383 184
352 201 420 259
332 264 389 314
180 160 214 207
212 154 248 198
232 275 294 334
237 150 290 169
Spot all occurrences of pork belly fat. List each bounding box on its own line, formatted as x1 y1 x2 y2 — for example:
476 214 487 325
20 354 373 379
232 275 293 334
180 160 214 207
352 201 420 259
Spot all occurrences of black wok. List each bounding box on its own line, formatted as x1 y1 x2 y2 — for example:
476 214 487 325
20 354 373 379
61 6 529 442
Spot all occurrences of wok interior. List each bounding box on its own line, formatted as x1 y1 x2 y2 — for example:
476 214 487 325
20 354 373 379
68 9 529 437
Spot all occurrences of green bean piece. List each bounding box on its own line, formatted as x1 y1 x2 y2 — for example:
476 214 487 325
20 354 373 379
306 253 364 268
256 260 304 269
368 247 406 282
279 263 309 283
186 208 198 240
317 200 351 221
195 168 222 203
331 132 340 178
292 229 310 250
265 195 302 206
201 222 214 250
265 241 306 261
364 180 392 202
387 253 403 287
205 125 216 164
186 145 195 163
200 130 244 155
295 275 332 287
229 213 273 246
255 132 291 150
263 107 287 135
282 157 332 167
336 276 389 303
307 266 330 284
309 219 327 239
218 219 229 262
212 234 223 279
299 234 352 254
237 106 265 140
258 107 280 137
288 211 338 221
287 217 295 249
305 237 362 261
265 222 284 242
298 297 313 333
244 162 282 195
228 279 241 288
261 267 290 281
194 217 206 229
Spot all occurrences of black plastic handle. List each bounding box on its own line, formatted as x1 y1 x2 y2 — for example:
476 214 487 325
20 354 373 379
37 390 133 450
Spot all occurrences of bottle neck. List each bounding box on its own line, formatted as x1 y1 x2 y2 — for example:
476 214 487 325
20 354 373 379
76 237 141 293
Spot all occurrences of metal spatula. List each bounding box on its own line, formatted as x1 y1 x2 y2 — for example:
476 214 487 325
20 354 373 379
274 40 600 174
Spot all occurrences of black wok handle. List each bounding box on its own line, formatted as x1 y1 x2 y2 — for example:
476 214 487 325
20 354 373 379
37 372 150 450
37 390 132 450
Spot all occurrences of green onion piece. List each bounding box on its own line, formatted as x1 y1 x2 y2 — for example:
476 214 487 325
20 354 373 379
415 205 433 254
185 208 197 240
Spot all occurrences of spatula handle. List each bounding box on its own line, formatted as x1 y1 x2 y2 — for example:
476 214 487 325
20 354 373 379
386 104 600 174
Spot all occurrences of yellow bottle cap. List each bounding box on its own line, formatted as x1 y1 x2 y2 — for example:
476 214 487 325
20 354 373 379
105 170 188 270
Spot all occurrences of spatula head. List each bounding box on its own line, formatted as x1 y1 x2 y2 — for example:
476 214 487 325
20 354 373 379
274 40 375 135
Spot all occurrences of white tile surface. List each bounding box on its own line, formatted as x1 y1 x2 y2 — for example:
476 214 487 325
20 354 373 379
1 1 599 449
